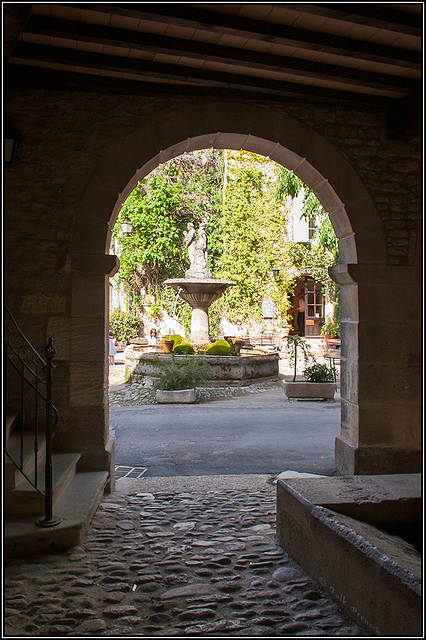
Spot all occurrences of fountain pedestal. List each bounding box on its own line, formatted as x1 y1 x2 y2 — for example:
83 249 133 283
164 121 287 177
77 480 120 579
164 278 235 343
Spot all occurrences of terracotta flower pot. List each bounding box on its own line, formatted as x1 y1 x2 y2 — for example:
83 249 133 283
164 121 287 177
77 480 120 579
161 338 175 353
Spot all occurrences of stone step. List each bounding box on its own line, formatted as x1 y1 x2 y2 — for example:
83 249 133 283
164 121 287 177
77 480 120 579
4 433 47 492
5 470 109 557
6 452 81 515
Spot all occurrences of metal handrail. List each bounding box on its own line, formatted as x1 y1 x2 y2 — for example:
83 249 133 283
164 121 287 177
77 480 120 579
4 305 61 526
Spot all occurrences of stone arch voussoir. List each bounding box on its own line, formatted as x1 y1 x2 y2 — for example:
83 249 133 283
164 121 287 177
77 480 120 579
71 102 385 268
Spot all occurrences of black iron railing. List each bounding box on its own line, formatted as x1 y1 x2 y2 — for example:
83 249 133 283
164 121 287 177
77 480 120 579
4 305 61 526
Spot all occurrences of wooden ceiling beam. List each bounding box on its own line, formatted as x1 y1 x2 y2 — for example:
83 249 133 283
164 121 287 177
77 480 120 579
280 4 422 37
6 52 393 107
24 15 419 95
68 4 421 69
4 64 395 109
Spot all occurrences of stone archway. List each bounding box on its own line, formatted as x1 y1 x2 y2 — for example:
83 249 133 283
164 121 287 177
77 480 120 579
70 101 418 477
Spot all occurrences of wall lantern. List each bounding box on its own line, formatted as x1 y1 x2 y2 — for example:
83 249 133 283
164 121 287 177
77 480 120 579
121 217 133 236
272 267 280 282
4 122 18 164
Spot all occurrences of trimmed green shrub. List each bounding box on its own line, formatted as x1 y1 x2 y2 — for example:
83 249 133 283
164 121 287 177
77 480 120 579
173 341 195 355
166 334 183 347
207 339 231 356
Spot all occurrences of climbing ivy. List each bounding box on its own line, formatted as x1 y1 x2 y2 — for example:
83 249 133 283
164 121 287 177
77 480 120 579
274 165 340 311
113 150 223 327
112 150 340 335
275 165 339 262
114 175 190 310
213 151 291 325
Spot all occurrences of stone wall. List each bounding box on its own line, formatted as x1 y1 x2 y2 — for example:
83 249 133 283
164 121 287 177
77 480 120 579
4 87 421 474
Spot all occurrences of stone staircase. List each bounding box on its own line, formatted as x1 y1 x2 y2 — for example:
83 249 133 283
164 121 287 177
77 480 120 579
5 413 108 558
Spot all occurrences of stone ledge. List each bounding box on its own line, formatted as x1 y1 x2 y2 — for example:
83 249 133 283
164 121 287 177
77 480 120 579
125 351 280 386
276 474 421 637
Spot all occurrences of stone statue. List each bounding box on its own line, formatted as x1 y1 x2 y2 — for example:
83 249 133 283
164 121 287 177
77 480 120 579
183 222 196 266
185 222 212 279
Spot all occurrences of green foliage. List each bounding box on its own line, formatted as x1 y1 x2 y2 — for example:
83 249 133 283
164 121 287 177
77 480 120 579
152 355 211 390
214 151 291 324
207 302 222 340
114 175 189 301
275 166 303 199
113 150 224 325
303 363 336 382
285 335 317 382
320 320 340 338
173 341 195 355
109 310 140 343
112 150 340 336
207 339 231 355
275 165 339 263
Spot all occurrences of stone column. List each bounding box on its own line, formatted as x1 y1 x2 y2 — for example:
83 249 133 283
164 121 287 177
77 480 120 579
62 253 119 488
330 264 421 475
190 304 210 343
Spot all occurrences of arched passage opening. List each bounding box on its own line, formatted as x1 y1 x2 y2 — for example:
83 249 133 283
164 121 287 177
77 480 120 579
69 102 418 480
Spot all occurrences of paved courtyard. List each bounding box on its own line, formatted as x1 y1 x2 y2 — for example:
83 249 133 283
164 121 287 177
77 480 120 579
5 475 365 637
3 353 360 637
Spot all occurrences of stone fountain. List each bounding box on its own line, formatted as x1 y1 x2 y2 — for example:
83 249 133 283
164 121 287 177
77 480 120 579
164 222 235 343
124 223 279 385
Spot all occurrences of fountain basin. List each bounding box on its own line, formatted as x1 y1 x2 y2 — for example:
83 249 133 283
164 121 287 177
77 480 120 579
164 278 235 343
124 347 279 386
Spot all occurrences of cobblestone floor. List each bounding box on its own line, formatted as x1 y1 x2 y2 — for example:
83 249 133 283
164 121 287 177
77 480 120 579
5 477 364 637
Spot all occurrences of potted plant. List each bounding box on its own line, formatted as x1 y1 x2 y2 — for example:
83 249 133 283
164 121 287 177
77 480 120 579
283 362 337 400
285 335 316 382
320 320 340 348
153 355 211 403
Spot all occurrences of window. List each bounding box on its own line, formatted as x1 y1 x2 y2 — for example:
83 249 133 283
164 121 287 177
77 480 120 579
305 279 323 318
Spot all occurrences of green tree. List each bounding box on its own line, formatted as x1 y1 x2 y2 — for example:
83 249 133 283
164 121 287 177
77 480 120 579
275 166 339 262
275 165 340 325
113 150 224 330
213 151 291 324
114 175 190 310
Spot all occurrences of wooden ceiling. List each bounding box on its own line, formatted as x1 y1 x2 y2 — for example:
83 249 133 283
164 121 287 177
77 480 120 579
4 3 423 137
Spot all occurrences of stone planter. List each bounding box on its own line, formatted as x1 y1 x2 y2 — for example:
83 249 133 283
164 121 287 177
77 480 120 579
283 381 336 400
155 388 197 404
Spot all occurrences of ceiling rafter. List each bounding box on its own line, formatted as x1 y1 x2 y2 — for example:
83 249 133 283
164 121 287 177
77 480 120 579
12 41 393 105
4 3 422 139
5 64 383 106
23 14 418 95
71 4 421 69
277 4 422 37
